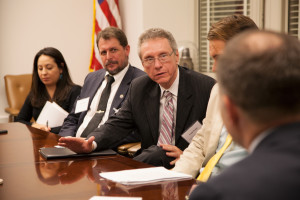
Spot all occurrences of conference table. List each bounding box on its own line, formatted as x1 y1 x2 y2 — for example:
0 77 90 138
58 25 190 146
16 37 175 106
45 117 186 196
0 123 195 200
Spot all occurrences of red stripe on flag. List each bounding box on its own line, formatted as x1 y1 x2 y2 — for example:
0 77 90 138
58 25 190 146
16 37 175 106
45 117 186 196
114 0 120 14
100 0 118 27
95 19 101 33
91 50 102 71
90 18 102 71
90 0 121 71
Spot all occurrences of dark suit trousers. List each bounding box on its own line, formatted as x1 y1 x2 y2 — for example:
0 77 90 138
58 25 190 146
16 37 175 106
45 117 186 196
133 145 174 169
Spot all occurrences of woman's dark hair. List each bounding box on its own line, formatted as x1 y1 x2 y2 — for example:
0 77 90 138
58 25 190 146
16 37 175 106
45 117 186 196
31 47 74 107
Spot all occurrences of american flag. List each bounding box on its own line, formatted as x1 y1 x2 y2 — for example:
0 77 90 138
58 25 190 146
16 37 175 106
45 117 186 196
89 0 122 71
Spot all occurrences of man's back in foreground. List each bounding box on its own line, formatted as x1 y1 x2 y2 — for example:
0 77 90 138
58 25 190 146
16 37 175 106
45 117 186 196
190 30 300 199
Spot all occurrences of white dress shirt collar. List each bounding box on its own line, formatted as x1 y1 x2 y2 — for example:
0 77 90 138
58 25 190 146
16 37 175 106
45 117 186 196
159 67 179 97
248 128 273 153
75 64 129 138
105 64 129 83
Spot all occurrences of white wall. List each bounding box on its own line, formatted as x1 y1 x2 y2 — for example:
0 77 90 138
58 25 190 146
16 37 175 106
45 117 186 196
0 0 93 122
264 0 285 32
0 0 198 122
119 0 198 68
119 0 144 68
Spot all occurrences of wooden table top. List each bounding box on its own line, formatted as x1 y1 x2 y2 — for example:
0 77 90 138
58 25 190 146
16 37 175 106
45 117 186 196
0 123 195 200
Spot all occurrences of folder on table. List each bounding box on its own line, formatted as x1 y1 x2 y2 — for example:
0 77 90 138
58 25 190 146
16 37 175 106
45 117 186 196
40 147 116 159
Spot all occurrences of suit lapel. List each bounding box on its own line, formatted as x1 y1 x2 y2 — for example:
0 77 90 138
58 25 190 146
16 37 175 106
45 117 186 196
88 70 106 108
109 65 134 116
175 67 193 143
144 82 161 143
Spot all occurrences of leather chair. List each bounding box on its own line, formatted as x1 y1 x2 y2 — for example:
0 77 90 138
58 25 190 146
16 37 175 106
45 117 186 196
118 142 141 157
4 74 32 122
127 142 141 157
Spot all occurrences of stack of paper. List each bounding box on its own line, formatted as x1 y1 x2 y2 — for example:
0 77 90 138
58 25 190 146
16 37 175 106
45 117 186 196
36 101 68 127
99 167 192 185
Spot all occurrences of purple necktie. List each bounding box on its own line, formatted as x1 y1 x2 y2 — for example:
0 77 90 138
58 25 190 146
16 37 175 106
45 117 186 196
158 91 174 145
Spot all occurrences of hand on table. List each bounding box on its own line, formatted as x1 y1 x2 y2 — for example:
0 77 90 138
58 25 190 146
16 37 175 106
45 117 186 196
58 136 95 153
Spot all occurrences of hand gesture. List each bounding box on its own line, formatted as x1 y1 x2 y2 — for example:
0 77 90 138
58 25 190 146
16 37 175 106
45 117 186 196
58 136 95 153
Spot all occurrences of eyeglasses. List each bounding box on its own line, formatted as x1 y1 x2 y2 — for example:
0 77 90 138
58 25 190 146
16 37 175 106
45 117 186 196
142 51 174 67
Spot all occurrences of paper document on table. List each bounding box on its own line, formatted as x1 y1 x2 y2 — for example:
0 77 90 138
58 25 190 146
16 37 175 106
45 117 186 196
90 197 142 200
99 167 192 185
36 101 68 128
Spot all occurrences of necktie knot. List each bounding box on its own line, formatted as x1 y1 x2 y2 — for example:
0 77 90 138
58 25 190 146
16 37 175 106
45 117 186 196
164 91 173 103
106 75 115 85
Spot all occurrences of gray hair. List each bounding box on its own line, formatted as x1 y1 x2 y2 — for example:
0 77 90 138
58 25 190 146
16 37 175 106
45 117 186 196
138 28 177 58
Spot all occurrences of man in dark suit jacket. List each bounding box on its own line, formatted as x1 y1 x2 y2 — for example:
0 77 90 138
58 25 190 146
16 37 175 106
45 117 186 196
189 30 300 199
59 28 215 168
59 27 145 147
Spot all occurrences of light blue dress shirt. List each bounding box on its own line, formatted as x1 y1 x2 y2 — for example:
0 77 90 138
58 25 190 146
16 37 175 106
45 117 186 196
210 126 248 177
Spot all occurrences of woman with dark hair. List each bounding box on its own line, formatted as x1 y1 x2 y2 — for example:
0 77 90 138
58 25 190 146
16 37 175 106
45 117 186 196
16 47 81 134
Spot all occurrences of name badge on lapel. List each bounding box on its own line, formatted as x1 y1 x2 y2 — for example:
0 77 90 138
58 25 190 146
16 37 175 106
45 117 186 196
182 121 202 143
75 97 90 114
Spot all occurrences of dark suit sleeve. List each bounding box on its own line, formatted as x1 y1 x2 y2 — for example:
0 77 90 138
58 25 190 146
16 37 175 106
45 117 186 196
189 183 220 200
88 83 137 151
59 85 87 136
15 94 34 125
64 85 82 113
59 70 106 137
51 85 82 134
